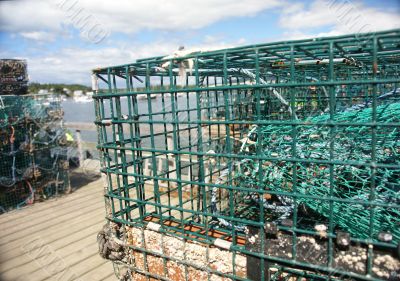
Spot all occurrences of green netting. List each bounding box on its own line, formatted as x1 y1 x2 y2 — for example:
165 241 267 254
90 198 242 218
236 102 400 242
0 94 70 212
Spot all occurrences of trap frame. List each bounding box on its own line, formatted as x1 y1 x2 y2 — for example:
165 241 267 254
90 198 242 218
94 29 400 280
0 94 70 212
0 59 28 95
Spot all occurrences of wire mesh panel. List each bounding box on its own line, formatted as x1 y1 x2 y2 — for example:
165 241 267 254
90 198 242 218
0 59 28 95
94 30 400 281
0 94 70 212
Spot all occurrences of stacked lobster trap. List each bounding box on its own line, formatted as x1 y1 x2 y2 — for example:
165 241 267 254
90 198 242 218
0 94 70 212
0 59 29 95
94 29 400 281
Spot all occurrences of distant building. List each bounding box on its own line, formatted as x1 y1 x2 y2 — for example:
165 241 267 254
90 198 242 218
73 90 83 97
63 88 72 95
38 89 49 94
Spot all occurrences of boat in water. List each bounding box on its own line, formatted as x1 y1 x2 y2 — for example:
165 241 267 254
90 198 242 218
73 95 93 103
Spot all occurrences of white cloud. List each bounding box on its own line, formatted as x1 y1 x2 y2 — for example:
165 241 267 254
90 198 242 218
0 0 280 83
9 38 240 84
0 0 282 39
20 31 56 42
280 0 400 38
0 0 65 33
1 0 399 84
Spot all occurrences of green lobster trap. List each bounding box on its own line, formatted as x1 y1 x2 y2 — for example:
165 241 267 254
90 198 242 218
0 94 70 212
94 29 400 281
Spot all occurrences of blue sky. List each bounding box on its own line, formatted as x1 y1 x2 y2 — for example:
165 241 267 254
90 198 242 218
0 0 399 84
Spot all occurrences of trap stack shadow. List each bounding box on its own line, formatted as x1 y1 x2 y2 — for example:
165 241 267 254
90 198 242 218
93 29 400 280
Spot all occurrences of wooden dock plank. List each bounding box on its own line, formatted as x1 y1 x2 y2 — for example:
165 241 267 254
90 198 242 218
0 209 105 261
0 176 115 281
0 179 102 225
0 226 102 273
79 260 114 281
101 273 118 281
0 190 102 228
0 199 104 246
1 239 99 281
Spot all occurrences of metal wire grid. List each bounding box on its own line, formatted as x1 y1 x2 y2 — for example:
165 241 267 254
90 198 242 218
0 59 28 95
0 94 70 212
93 29 400 280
